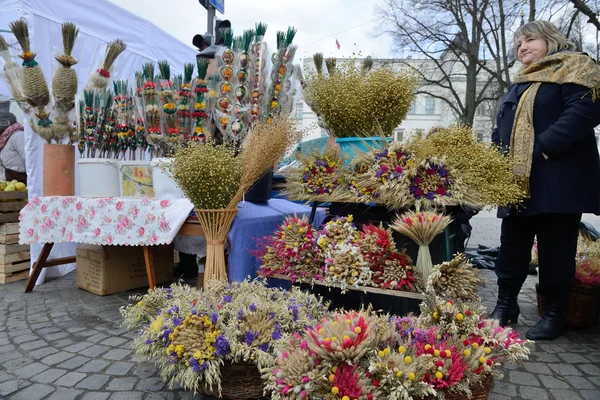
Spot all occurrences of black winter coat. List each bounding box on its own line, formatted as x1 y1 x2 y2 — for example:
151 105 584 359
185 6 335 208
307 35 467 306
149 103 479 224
492 80 600 217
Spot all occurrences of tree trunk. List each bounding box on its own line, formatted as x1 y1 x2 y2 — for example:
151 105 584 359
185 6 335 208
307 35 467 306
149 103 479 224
529 0 536 22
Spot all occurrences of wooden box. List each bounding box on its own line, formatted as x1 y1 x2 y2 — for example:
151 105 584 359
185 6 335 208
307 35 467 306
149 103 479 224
0 222 30 284
76 244 173 296
0 191 28 223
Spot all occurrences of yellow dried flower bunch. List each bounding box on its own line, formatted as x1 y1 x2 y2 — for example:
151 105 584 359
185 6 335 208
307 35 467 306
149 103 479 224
165 140 241 210
305 61 418 138
427 253 485 302
411 125 526 208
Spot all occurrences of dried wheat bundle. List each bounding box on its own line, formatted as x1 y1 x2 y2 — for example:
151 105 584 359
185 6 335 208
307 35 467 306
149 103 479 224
9 19 49 108
427 253 484 301
229 117 303 208
86 39 126 90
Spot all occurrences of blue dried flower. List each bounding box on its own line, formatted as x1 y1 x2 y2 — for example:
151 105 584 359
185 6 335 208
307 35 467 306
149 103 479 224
172 317 183 327
237 309 245 320
223 295 232 303
249 303 257 312
211 312 218 325
258 342 269 351
214 334 229 356
245 330 255 345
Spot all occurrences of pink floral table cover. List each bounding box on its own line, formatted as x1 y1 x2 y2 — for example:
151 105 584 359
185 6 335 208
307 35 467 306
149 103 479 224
19 197 194 246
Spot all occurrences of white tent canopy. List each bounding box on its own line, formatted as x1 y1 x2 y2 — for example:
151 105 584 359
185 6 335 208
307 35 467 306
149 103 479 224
0 0 197 284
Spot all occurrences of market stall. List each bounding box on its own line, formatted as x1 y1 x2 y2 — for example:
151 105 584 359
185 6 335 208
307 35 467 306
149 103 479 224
0 0 196 285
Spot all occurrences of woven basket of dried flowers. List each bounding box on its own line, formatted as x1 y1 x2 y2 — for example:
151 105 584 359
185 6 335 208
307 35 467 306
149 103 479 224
195 208 238 287
536 283 599 328
430 374 493 400
200 362 263 400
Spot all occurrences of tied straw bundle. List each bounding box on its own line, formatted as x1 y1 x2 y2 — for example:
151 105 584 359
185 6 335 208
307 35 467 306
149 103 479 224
0 35 25 106
52 22 80 143
86 39 127 90
9 19 53 141
391 210 452 283
9 19 49 109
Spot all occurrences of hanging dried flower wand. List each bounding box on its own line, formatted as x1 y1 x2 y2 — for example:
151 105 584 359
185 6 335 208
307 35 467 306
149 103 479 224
86 39 126 90
391 210 452 283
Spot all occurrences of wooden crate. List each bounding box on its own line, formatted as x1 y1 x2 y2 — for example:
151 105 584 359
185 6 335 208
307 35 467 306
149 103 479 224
0 222 20 244
0 191 27 224
0 244 30 284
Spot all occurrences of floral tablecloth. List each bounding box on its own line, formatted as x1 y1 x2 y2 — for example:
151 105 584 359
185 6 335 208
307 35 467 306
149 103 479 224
19 197 194 246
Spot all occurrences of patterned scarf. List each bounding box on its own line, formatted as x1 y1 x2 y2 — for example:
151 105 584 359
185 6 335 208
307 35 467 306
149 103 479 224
0 123 23 153
510 51 600 195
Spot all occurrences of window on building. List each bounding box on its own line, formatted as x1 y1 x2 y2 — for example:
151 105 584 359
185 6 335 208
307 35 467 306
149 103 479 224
394 128 405 142
295 102 304 120
425 97 435 114
407 102 416 114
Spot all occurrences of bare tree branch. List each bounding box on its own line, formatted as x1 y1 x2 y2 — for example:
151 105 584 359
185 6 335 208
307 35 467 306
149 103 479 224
569 0 600 31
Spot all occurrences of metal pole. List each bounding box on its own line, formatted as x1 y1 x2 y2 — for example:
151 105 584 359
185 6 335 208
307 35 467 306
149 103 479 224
207 5 215 39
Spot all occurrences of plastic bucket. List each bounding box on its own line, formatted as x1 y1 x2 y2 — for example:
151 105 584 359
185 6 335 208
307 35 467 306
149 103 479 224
77 158 120 197
335 137 390 162
151 158 186 200
118 160 155 198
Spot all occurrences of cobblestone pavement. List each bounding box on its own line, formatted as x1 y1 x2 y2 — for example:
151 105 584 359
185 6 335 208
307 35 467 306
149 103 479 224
1 263 599 399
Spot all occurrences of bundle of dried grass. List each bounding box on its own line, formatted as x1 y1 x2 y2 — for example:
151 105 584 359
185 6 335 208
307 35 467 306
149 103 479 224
9 19 49 108
229 116 303 208
305 61 417 138
86 39 126 90
391 210 452 282
427 253 484 301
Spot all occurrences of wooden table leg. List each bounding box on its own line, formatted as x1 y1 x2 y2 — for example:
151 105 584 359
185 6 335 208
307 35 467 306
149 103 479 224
25 243 54 293
143 246 156 289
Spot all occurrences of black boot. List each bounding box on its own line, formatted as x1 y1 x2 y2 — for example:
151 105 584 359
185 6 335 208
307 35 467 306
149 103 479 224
490 289 520 326
526 293 567 340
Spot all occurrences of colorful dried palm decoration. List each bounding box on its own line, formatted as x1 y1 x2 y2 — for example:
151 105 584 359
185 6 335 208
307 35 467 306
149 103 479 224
191 58 210 141
249 22 268 124
177 62 194 141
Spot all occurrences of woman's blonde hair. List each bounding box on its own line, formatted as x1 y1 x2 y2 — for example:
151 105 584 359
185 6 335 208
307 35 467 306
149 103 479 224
513 20 575 58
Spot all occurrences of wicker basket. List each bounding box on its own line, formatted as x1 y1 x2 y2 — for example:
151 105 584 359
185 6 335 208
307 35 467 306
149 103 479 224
200 362 263 400
440 374 493 400
536 283 600 328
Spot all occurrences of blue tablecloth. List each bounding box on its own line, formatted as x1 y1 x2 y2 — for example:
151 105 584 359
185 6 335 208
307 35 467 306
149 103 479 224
227 199 326 282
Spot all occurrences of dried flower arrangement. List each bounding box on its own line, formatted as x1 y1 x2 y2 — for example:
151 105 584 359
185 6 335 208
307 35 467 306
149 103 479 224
255 214 322 282
410 125 526 208
391 211 452 282
282 146 349 202
121 279 328 397
257 216 421 293
575 238 600 288
304 61 418 138
266 295 531 400
426 253 484 302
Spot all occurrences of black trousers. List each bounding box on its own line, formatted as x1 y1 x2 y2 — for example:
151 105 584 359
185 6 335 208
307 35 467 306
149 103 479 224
496 213 581 296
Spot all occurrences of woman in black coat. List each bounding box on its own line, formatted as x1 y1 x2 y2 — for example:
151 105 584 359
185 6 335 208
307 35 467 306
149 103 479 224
490 20 600 340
